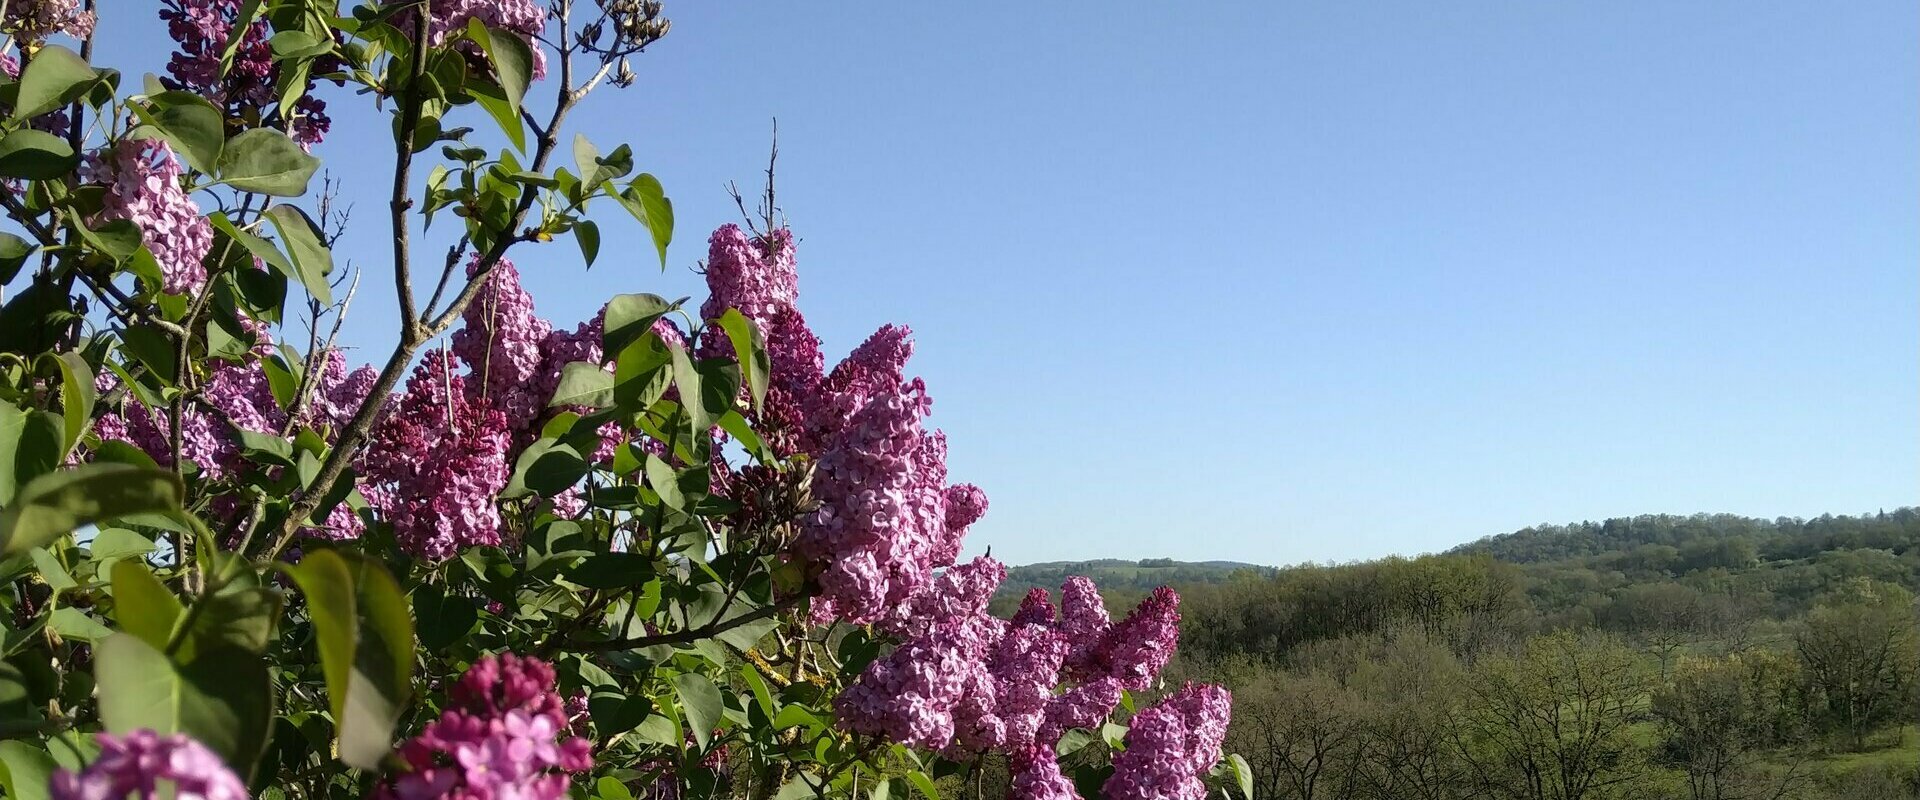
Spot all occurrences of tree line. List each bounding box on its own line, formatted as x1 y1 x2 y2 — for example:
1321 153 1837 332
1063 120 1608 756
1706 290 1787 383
1163 509 1920 800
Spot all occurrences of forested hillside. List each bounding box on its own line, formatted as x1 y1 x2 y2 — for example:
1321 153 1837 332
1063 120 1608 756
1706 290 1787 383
1062 509 1920 800
993 558 1271 609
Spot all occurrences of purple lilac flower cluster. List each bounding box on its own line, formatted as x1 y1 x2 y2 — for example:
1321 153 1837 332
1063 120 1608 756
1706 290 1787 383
354 256 655 558
49 730 248 800
380 653 592 800
159 0 331 146
360 350 513 561
453 255 556 428
835 557 1209 797
94 343 379 540
82 139 213 295
694 224 987 621
4 0 95 42
796 332 987 622
700 224 823 453
1103 684 1234 800
404 0 549 81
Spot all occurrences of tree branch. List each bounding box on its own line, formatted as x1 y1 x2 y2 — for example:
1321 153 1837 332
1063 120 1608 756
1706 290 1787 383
562 595 802 653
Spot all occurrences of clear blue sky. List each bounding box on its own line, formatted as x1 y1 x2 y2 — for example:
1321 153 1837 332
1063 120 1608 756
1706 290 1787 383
101 3 1918 566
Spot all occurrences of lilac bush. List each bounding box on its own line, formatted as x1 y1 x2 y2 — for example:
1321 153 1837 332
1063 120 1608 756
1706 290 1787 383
0 3 1244 800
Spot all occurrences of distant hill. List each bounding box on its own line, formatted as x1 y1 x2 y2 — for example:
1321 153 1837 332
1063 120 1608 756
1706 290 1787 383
994 558 1274 607
1446 508 1920 566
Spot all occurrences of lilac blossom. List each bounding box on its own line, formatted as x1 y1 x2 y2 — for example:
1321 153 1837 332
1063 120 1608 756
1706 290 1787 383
160 0 331 146
84 139 212 295
361 351 512 560
1102 683 1233 800
381 654 592 800
5 0 95 42
49 730 248 800
452 255 553 429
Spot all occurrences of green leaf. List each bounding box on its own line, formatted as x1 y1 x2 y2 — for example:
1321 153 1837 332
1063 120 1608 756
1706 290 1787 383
11 45 97 121
89 527 158 561
36 352 94 459
0 741 55 800
262 354 299 409
715 411 768 462
73 220 142 263
672 673 722 750
771 704 820 732
1227 753 1254 800
1 407 63 503
95 633 273 779
502 439 589 499
0 464 183 556
118 324 179 384
643 454 683 511
595 776 634 800
633 708 680 747
576 219 600 268
234 429 296 467
466 20 532 149
0 129 79 180
176 582 282 659
0 664 36 735
548 362 614 409
48 607 111 642
716 309 769 412
616 175 673 268
563 552 654 591
0 402 25 505
572 134 599 186
217 128 320 197
281 550 415 770
0 278 71 355
601 293 676 355
134 91 225 174
30 547 74 593
738 664 775 722
668 341 712 435
412 585 478 651
588 691 654 737
262 205 335 305
774 773 823 800
112 559 183 651
207 213 303 299
268 30 330 59
0 232 32 286
905 770 940 800
614 336 673 412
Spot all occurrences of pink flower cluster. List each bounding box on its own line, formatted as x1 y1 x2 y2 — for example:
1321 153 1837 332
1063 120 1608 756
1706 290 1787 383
453 255 555 427
836 559 1210 797
83 139 212 295
49 730 248 800
700 225 822 453
795 327 989 624
361 350 513 561
159 0 331 146
355 255 653 559
96 320 376 539
5 0 95 42
693 224 987 621
1103 684 1233 800
835 557 1007 748
410 0 549 81
381 653 592 800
